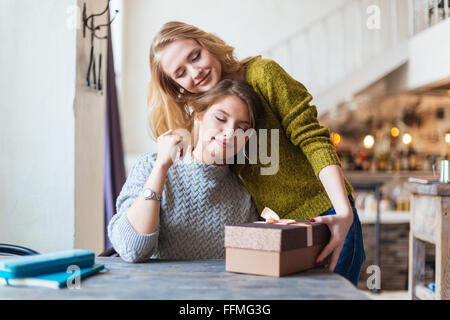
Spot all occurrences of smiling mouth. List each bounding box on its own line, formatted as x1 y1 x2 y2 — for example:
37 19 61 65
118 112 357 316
214 138 232 148
196 71 211 87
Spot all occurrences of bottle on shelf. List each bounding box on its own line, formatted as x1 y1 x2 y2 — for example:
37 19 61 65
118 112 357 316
378 153 387 171
396 187 411 212
401 151 409 171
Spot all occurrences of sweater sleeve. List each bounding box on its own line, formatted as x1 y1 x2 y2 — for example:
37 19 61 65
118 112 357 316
252 59 342 177
107 152 160 263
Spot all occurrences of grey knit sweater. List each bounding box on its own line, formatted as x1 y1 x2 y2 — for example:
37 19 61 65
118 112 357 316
108 151 259 263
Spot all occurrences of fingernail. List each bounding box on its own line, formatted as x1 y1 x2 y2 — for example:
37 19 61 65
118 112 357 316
309 219 315 223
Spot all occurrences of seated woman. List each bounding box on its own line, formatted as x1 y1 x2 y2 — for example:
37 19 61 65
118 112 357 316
108 79 261 262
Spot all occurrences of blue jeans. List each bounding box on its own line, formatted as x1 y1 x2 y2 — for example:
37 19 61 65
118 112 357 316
319 195 366 286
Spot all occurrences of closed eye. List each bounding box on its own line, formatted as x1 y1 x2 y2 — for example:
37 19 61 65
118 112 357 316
215 117 250 132
192 51 201 61
176 69 185 78
235 127 250 133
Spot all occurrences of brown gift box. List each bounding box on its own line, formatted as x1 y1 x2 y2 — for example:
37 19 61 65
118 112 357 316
225 221 331 277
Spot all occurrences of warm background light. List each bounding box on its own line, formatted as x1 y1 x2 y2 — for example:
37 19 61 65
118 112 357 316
445 133 450 144
331 132 341 146
391 127 399 137
363 135 375 149
402 133 412 145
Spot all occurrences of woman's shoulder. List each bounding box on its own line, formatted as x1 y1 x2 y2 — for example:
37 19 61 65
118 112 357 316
134 152 158 167
245 57 286 84
127 152 158 178
246 56 279 71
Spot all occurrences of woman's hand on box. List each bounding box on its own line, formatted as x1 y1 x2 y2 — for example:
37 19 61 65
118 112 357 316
309 210 353 271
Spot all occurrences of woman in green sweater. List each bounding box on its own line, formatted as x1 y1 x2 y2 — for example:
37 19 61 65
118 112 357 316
146 21 365 286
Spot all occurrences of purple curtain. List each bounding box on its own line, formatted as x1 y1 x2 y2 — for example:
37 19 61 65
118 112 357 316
104 9 126 250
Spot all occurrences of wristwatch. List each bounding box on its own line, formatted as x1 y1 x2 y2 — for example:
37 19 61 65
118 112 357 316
141 188 162 201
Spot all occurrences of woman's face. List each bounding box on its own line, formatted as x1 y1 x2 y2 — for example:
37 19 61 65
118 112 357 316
196 95 251 162
160 38 222 94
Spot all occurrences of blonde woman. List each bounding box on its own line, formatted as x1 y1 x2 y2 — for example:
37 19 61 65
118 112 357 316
147 21 365 286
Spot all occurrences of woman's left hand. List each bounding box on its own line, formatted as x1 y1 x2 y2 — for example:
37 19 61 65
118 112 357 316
309 210 353 271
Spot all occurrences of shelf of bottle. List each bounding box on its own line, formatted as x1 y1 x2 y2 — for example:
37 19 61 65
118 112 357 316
345 170 435 184
357 209 410 225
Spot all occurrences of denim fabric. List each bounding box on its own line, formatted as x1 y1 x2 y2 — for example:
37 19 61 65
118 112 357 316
319 195 366 286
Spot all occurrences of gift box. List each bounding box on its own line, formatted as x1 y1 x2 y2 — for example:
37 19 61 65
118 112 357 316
225 208 331 277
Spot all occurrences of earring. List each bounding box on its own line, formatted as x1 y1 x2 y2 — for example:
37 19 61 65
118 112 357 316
177 87 185 100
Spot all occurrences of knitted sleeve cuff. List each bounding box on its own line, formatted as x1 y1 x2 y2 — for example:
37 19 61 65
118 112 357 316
306 146 342 177
108 212 159 263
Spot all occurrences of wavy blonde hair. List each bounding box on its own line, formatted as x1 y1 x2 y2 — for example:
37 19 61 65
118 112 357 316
147 21 259 139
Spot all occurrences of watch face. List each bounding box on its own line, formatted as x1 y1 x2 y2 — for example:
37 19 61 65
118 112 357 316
143 189 153 198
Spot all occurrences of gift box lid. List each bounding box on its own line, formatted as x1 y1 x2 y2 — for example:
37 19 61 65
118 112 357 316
224 221 330 252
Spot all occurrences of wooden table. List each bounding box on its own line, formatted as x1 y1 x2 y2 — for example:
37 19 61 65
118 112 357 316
0 257 369 299
406 182 450 300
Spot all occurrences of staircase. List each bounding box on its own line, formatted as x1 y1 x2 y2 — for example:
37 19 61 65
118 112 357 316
263 0 450 113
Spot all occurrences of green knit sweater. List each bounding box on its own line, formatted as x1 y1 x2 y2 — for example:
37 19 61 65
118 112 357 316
230 57 354 221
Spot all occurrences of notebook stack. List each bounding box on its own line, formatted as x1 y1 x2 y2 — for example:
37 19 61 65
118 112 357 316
0 249 105 289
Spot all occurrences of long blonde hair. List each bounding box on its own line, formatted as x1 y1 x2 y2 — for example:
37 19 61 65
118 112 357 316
147 21 259 140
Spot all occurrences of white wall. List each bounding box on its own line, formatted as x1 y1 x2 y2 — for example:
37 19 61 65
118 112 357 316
407 18 450 90
0 0 77 252
385 18 450 95
117 0 349 170
0 0 108 254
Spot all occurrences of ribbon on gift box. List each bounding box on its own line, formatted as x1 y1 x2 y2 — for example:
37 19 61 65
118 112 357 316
259 207 313 247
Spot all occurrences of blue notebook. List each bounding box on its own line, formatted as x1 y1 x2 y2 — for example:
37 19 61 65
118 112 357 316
0 249 95 279
0 264 106 289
